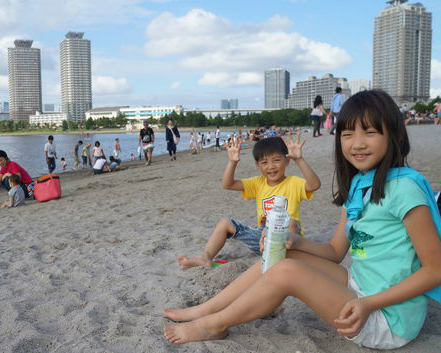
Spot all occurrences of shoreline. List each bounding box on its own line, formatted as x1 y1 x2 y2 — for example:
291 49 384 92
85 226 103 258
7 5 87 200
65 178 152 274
0 126 248 137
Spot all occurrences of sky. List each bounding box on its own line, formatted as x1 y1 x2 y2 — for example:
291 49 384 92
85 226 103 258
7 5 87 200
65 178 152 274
0 0 441 110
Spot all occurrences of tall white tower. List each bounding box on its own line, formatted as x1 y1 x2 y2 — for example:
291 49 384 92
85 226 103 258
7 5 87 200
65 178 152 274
373 0 432 104
60 32 92 122
264 68 290 109
8 40 42 122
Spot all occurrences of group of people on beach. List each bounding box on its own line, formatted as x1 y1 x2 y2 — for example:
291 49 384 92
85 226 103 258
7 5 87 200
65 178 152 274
163 89 441 350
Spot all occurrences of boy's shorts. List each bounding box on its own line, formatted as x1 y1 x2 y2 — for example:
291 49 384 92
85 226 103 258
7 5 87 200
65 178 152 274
228 218 301 255
345 274 410 350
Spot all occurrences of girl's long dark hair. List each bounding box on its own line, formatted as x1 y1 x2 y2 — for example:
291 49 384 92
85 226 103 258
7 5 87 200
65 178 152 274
313 95 323 108
333 89 410 206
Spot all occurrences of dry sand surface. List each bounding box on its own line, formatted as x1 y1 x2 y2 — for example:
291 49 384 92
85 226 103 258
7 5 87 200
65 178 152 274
0 125 440 353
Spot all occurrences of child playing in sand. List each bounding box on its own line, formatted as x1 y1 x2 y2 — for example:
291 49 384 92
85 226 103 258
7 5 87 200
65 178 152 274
2 174 25 208
178 134 321 269
164 90 441 350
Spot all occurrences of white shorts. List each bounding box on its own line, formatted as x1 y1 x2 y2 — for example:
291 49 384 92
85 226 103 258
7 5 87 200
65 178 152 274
142 143 154 151
345 275 410 350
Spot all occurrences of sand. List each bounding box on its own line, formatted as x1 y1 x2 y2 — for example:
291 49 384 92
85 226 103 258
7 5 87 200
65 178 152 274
0 125 440 353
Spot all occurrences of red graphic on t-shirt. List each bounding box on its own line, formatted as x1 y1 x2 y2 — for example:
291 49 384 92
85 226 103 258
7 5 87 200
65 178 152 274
260 195 288 226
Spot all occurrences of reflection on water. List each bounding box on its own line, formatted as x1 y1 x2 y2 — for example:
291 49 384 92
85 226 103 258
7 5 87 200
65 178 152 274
0 130 232 177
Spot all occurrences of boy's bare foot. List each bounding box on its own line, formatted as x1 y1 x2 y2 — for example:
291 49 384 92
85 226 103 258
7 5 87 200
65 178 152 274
164 319 228 344
178 255 211 270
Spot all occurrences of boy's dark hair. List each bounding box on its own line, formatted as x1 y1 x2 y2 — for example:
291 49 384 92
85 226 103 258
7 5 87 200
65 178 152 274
333 89 410 206
61 157 65 161
95 141 100 147
9 174 20 185
78 140 83 144
252 137 288 162
335 87 342 94
0 150 8 160
48 135 54 141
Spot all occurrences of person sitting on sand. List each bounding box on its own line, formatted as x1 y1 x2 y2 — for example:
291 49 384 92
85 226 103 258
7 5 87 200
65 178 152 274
108 156 121 172
0 150 33 198
178 134 321 270
2 174 25 208
92 157 109 175
164 89 441 350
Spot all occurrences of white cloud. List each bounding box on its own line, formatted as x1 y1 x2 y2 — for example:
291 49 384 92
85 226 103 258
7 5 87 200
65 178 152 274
432 59 441 80
144 9 352 87
430 88 441 99
198 72 262 87
170 81 181 89
92 76 132 95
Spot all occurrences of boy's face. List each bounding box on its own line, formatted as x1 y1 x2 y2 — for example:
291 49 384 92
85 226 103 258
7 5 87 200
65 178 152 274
256 152 289 186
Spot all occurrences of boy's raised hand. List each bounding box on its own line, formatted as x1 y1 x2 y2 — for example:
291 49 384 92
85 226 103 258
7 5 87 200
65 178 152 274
225 139 242 162
285 132 306 160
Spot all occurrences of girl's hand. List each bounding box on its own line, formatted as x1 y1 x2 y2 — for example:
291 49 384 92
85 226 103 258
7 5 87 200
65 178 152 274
285 132 306 160
334 297 372 338
225 139 242 162
285 232 301 249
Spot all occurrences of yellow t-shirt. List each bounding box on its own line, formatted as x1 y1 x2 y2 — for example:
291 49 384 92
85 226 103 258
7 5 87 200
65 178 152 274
241 176 313 232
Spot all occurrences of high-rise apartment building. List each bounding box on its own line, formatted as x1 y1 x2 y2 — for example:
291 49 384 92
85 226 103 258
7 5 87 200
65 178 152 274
220 98 238 109
264 68 290 109
373 0 432 104
285 74 351 109
7 40 42 122
60 32 92 122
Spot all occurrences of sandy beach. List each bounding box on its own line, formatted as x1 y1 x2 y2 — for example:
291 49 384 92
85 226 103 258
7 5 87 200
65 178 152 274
0 125 440 353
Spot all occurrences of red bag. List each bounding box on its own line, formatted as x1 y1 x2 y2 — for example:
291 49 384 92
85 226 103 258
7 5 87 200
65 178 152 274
34 174 62 202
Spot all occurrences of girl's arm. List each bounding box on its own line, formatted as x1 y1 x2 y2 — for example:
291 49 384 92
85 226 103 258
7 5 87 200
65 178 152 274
362 205 441 308
287 208 350 263
336 205 441 336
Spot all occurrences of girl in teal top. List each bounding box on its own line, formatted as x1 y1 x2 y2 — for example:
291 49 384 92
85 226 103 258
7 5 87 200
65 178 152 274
162 90 441 349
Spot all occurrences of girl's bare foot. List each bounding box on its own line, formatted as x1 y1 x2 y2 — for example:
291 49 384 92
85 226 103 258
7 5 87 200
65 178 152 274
164 319 228 344
163 303 209 322
178 255 211 270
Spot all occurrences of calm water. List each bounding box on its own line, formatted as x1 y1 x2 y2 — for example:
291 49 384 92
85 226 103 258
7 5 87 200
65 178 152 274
0 130 232 177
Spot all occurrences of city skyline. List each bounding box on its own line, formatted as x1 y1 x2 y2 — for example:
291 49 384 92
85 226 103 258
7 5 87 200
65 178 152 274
0 0 441 109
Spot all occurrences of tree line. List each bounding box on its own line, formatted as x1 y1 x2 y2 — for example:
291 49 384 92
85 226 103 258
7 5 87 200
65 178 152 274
0 96 439 133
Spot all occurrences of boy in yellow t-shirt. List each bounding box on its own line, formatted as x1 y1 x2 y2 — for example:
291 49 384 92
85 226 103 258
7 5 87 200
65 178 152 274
178 133 321 270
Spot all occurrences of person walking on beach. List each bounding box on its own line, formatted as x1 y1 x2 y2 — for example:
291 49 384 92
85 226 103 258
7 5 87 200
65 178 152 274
215 126 221 151
82 143 92 168
114 138 122 159
164 90 441 350
44 135 57 174
139 120 155 165
178 134 321 270
73 140 83 170
310 95 326 137
206 131 211 145
165 119 180 161
329 87 345 135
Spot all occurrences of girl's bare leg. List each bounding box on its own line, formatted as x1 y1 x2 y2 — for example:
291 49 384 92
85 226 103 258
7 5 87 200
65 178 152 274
164 257 356 344
178 218 236 270
164 260 261 321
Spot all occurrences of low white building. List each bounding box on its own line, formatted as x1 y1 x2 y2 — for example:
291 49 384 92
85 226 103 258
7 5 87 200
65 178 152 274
121 105 184 131
29 111 68 126
85 106 129 120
